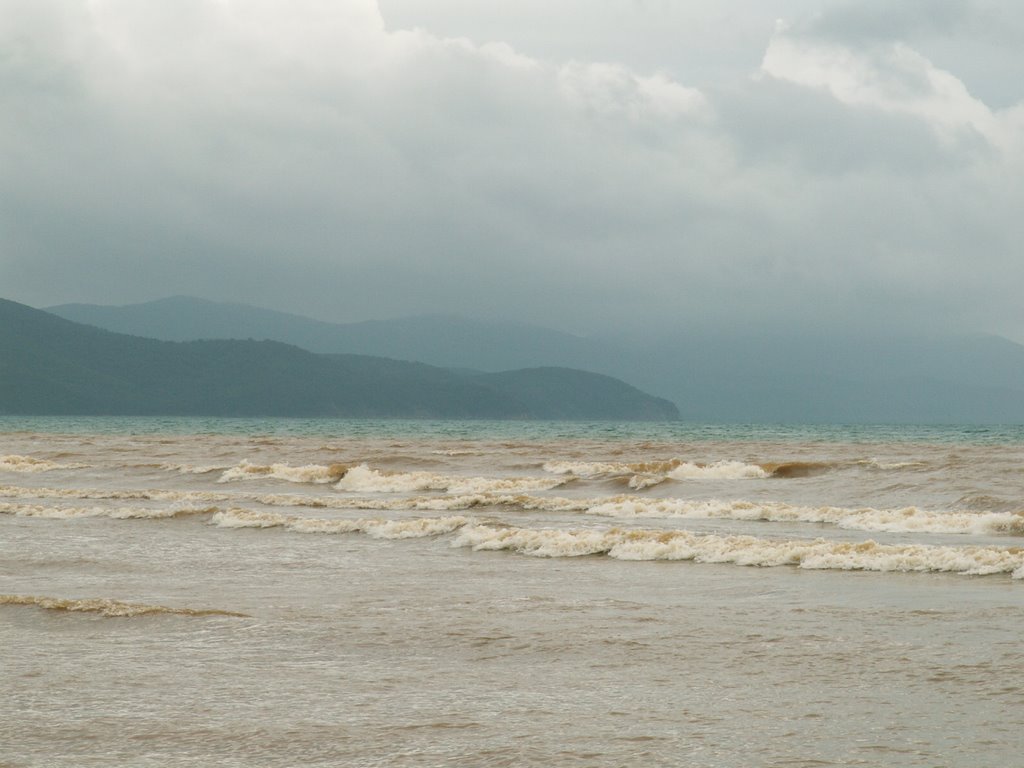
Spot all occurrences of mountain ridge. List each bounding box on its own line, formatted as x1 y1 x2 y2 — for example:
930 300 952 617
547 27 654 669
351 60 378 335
3 299 678 420
45 296 1024 424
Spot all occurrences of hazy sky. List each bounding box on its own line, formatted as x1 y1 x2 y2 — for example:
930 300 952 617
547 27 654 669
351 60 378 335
3 0 1023 340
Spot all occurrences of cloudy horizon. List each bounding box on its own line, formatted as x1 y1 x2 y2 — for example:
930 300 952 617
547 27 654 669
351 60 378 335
3 0 1023 342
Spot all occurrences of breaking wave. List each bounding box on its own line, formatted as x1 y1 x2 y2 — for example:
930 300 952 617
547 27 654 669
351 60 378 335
758 461 840 478
218 460 350 484
859 459 928 471
334 464 564 494
451 525 1024 578
542 458 911 482
583 498 1024 536
161 463 224 475
5 481 1023 536
669 461 769 479
0 594 248 617
0 455 85 473
211 508 472 538
543 459 769 482
0 483 231 504
10 495 1024 579
0 501 219 520
543 459 686 477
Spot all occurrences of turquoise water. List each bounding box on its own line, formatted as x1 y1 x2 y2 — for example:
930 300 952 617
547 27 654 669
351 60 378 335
2 415 1023 444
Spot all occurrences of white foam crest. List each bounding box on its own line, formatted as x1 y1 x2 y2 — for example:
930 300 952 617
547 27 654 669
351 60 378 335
543 459 767 481
542 460 632 477
584 498 1024 535
0 455 85 473
218 460 350 484
538 460 674 489
0 483 569 515
451 524 1024 577
860 458 928 470
0 501 219 520
335 464 562 494
161 463 224 475
0 594 247 617
0 484 231 504
362 517 473 539
838 508 1024 535
667 461 768 480
210 508 472 538
248 491 588 513
628 474 666 490
6 481 1021 536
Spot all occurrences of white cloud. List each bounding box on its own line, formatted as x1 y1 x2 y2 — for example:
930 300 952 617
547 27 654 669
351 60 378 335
2 0 1024 340
558 62 709 122
761 24 1023 155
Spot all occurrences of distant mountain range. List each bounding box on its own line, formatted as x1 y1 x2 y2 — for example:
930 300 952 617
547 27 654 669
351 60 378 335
48 296 1024 424
1 299 678 420
49 296 618 371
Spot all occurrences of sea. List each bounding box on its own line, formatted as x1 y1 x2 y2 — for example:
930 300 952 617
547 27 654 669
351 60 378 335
2 416 1023 767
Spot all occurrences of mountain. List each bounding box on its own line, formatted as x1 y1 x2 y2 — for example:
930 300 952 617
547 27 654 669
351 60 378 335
1 299 678 420
47 297 1024 423
628 331 1024 424
48 296 618 372
476 367 676 421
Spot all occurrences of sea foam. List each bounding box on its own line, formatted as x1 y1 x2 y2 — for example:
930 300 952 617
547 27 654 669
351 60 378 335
210 508 472 538
0 594 247 617
218 460 349 484
0 501 219 520
450 524 1024 577
542 458 769 482
0 455 85 473
335 464 564 494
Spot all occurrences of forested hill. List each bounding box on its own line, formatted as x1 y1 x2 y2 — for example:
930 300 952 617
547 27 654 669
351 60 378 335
50 296 1024 424
0 299 679 420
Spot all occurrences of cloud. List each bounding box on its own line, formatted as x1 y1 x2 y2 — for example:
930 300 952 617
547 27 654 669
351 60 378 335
761 23 1016 152
795 0 974 42
558 61 710 122
1 0 1023 341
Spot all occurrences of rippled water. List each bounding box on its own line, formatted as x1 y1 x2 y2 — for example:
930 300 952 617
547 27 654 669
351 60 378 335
3 418 1023 766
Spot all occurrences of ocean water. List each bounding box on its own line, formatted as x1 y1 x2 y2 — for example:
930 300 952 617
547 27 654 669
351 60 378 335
2 417 1023 767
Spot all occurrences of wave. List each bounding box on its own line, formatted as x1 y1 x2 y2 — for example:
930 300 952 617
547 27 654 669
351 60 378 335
224 490 1024 537
451 525 1024 578
543 459 769 482
0 594 248 617
543 459 685 477
859 459 928 471
0 482 535 513
957 494 1019 513
624 474 667 490
669 461 769 479
759 461 840 478
210 508 472 538
583 498 1024 536
0 455 85 473
161 463 225 475
256 493 1024 536
0 483 233 504
5 481 1023 536
0 501 219 520
218 460 350 484
334 464 565 494
12 497 1023 579
543 458 919 481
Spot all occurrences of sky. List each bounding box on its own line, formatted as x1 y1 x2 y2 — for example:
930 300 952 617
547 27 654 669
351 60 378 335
2 0 1023 341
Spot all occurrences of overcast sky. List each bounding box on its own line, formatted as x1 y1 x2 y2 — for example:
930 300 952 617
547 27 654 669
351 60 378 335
2 0 1023 340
